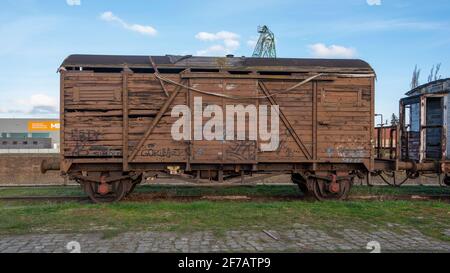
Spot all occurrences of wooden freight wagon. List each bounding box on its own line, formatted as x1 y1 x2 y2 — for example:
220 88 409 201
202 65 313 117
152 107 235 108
56 54 376 202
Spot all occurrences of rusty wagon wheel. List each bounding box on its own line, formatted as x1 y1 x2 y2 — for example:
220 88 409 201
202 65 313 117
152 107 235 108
310 177 352 201
84 180 129 203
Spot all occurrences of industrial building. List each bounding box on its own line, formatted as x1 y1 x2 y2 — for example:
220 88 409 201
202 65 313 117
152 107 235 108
0 119 60 153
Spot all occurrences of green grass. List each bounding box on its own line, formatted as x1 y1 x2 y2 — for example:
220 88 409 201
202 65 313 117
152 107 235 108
351 185 450 196
0 184 449 241
0 186 84 197
0 199 449 242
0 184 449 198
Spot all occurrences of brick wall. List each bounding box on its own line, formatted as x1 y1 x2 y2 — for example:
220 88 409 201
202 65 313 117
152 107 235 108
0 154 67 186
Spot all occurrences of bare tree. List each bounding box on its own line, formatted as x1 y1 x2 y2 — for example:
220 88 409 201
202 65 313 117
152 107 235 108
428 65 435 83
411 65 421 89
428 63 442 83
434 63 441 81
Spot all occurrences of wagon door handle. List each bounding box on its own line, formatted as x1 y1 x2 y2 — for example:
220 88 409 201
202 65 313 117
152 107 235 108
318 121 330 126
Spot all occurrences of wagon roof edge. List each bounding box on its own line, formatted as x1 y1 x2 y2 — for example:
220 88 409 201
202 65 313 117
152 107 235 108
60 54 375 73
405 77 450 96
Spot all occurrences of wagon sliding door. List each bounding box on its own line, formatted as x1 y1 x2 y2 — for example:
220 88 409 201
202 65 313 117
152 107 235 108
400 95 447 162
420 95 448 162
424 97 444 160
256 80 314 162
189 78 258 164
126 73 188 164
316 79 372 164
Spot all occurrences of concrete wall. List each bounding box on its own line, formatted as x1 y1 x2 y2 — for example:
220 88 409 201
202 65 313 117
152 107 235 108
0 154 67 186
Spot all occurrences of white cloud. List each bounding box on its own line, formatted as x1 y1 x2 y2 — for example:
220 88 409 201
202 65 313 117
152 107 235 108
195 31 240 56
309 43 357 58
247 39 257 48
66 0 81 6
0 94 59 116
195 31 239 42
224 39 240 51
17 94 59 114
197 45 228 56
0 94 59 117
100 11 157 36
367 0 381 6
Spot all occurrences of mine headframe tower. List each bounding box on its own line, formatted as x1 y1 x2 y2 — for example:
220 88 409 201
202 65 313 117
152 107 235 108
252 25 277 58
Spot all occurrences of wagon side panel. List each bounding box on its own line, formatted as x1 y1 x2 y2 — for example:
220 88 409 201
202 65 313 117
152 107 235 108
316 77 373 165
63 71 124 158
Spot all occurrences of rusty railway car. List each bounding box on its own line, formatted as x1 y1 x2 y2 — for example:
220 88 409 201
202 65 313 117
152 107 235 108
374 78 450 187
49 54 380 202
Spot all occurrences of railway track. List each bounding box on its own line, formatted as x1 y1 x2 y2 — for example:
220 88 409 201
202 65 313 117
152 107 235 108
0 193 449 203
0 196 88 202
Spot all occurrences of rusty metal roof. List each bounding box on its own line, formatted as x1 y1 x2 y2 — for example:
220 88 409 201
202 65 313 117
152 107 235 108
405 78 450 96
60 54 374 73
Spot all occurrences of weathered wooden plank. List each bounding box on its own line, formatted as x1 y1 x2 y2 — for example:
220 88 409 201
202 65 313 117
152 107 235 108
123 71 130 171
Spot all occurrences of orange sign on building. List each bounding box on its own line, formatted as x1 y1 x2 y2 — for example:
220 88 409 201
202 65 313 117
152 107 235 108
28 121 60 132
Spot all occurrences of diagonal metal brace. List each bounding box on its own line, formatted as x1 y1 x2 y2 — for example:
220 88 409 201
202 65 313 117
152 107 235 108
258 81 312 160
128 80 186 162
149 56 169 97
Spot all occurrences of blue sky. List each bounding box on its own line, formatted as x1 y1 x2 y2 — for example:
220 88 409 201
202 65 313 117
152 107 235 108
0 0 449 122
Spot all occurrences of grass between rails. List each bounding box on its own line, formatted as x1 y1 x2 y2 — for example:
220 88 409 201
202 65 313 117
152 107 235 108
0 184 449 198
0 185 449 241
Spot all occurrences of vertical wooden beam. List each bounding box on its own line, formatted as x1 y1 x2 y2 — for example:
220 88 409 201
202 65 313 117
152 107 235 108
59 69 65 173
255 79 259 163
221 79 225 164
369 77 375 171
312 81 318 160
419 96 427 163
396 100 404 170
442 95 448 161
186 78 192 171
122 70 130 171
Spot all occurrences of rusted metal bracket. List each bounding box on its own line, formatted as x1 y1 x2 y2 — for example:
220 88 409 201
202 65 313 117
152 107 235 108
128 80 186 162
149 56 169 97
232 172 287 184
258 81 313 160
157 172 287 185
69 174 134 184
308 174 356 182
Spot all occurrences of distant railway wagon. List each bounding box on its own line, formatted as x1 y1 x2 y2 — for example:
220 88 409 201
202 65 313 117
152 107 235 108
41 54 446 203
374 77 450 186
